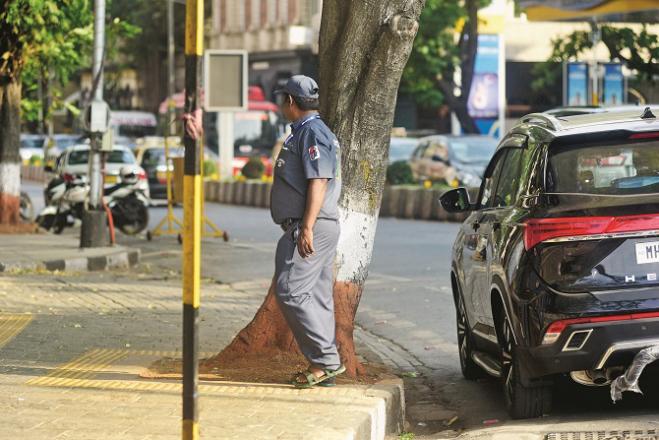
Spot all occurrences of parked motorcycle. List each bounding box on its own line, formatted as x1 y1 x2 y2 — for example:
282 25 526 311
37 173 87 233
37 166 149 235
19 192 34 222
105 166 150 235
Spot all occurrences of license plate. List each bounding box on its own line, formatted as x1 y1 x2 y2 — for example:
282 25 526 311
104 175 118 184
636 241 659 264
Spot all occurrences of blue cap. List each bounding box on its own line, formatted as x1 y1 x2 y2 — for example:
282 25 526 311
274 75 319 100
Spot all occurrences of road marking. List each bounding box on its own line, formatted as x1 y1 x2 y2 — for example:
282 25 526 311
0 314 32 349
368 272 412 283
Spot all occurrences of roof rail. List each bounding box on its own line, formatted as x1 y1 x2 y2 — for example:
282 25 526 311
520 113 562 131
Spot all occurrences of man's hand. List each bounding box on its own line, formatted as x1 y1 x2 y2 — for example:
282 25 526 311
297 226 315 258
181 108 204 140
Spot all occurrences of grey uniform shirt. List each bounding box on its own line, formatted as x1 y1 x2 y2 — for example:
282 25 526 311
270 114 342 225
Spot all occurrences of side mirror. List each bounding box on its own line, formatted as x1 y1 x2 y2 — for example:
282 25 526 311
439 187 472 213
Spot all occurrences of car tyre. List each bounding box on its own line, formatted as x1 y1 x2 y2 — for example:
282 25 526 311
455 287 486 380
499 311 552 419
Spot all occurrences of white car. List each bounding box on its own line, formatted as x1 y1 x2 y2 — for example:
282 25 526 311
51 144 150 199
20 134 46 164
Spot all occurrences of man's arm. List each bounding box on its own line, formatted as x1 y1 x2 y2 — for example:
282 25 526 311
298 178 328 258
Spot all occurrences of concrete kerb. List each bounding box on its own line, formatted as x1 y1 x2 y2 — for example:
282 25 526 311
0 248 140 273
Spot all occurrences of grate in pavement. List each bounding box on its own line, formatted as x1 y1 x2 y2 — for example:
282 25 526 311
546 431 659 440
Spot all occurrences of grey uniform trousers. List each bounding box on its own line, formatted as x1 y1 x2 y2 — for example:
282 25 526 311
274 218 341 370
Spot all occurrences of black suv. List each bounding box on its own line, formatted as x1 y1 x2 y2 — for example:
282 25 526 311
441 108 659 419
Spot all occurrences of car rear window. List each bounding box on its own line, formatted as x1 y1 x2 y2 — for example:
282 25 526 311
68 149 135 166
547 140 659 195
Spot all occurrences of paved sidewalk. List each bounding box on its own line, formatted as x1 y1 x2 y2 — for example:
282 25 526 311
0 233 139 272
0 272 403 440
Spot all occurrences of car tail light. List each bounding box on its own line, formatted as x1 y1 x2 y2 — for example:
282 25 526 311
63 172 75 183
138 170 147 181
630 132 659 140
542 311 659 345
524 214 659 250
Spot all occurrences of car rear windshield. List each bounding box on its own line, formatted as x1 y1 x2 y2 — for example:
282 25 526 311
68 149 136 165
547 140 659 195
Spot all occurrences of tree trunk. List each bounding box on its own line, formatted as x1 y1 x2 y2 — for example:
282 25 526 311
435 0 480 135
216 0 424 377
0 78 22 225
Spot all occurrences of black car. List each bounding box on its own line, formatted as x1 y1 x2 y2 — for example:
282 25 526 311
440 107 659 419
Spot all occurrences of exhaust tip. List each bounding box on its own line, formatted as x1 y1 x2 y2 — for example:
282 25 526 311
592 376 607 385
570 369 612 387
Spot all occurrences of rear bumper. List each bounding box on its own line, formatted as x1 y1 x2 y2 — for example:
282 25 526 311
518 317 659 379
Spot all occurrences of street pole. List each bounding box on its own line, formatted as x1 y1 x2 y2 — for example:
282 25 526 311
166 0 176 229
591 19 600 106
218 112 233 179
80 0 109 248
168 0 176 138
182 0 203 438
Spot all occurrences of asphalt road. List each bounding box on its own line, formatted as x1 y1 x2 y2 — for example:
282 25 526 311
23 181 659 438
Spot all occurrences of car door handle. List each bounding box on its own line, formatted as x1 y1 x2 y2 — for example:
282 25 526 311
493 222 501 231
472 221 480 231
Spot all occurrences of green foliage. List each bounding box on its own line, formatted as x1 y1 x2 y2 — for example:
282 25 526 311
401 0 464 108
1 0 142 124
108 0 185 71
2 1 94 122
203 159 217 178
530 30 592 103
401 0 491 109
532 24 658 98
386 161 414 185
600 25 658 82
242 157 266 180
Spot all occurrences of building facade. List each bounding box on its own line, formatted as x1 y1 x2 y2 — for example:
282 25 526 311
210 0 322 101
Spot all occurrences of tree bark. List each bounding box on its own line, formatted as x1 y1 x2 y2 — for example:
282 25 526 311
215 0 425 377
0 78 22 224
435 0 480 135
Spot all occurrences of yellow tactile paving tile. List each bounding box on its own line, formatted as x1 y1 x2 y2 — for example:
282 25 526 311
26 348 129 386
26 348 215 388
0 314 32 349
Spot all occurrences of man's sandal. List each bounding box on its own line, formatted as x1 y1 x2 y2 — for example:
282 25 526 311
291 365 346 389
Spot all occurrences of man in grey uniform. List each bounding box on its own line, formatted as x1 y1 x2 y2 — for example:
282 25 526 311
271 75 345 388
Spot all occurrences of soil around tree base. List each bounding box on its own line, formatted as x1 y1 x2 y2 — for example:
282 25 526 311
0 223 40 234
140 350 393 385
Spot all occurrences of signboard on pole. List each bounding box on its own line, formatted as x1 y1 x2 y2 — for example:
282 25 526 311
203 50 248 112
602 62 625 106
563 62 590 106
467 34 505 139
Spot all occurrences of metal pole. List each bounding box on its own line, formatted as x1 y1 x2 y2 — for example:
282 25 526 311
166 0 175 229
89 0 105 210
168 0 176 137
591 20 600 106
182 0 203 438
218 112 234 180
80 0 109 248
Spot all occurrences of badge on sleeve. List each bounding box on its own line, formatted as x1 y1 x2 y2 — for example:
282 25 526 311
308 145 320 161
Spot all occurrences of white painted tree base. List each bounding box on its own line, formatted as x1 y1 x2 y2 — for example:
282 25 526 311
0 162 20 197
335 207 379 284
